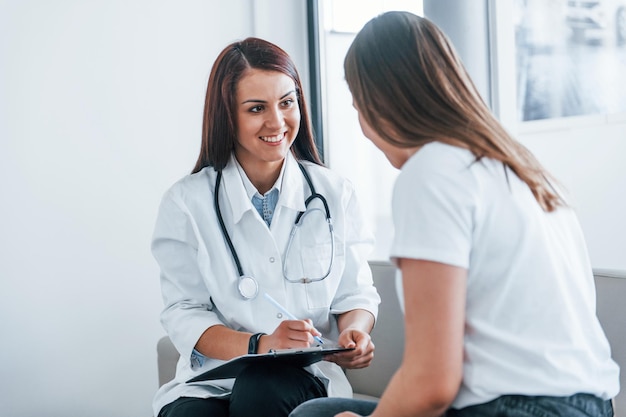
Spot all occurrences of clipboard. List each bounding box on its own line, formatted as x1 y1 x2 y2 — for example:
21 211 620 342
187 346 354 382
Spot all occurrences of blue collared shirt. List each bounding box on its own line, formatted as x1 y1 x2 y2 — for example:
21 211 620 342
251 188 279 226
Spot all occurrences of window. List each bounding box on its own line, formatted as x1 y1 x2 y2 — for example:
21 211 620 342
315 0 424 260
491 0 626 132
514 0 626 122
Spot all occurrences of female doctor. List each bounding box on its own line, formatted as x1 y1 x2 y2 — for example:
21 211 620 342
151 37 380 417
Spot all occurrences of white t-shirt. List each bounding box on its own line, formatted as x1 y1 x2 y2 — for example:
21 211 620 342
390 142 620 409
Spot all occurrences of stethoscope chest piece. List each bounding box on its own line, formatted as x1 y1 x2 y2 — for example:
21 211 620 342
238 275 259 299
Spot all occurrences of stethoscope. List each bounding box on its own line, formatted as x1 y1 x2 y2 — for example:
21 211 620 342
214 162 335 299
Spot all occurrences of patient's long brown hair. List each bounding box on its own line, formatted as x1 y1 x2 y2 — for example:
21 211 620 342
344 11 563 212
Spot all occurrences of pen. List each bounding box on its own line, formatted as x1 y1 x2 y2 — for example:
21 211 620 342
263 292 325 345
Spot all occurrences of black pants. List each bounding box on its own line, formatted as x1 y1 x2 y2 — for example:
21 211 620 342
159 363 327 417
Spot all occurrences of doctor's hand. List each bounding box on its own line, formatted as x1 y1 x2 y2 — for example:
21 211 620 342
324 328 375 369
257 319 322 353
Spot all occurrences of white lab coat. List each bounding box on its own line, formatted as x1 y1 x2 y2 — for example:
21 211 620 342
151 152 380 416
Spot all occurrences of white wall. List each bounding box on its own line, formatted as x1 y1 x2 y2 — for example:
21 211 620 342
0 1 307 416
518 119 626 270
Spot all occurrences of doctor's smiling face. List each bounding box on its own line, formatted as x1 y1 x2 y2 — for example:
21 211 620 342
235 68 300 178
193 38 321 176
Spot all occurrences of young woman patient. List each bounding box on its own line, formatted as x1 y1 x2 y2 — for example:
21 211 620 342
289 11 619 417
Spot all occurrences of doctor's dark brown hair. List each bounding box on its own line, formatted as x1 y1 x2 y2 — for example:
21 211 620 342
344 11 563 212
192 37 322 173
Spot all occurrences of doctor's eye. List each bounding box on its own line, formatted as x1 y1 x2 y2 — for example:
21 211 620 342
249 105 265 113
280 98 295 108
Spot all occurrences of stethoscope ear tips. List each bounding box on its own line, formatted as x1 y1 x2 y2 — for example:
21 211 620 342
239 275 259 299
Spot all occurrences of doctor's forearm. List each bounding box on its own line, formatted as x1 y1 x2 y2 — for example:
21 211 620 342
194 325 251 360
337 309 375 334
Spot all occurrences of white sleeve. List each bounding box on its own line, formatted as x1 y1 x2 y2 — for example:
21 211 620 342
390 164 476 269
151 188 226 363
330 182 380 318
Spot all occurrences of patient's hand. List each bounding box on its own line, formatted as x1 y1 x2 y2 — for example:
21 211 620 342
324 328 374 369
